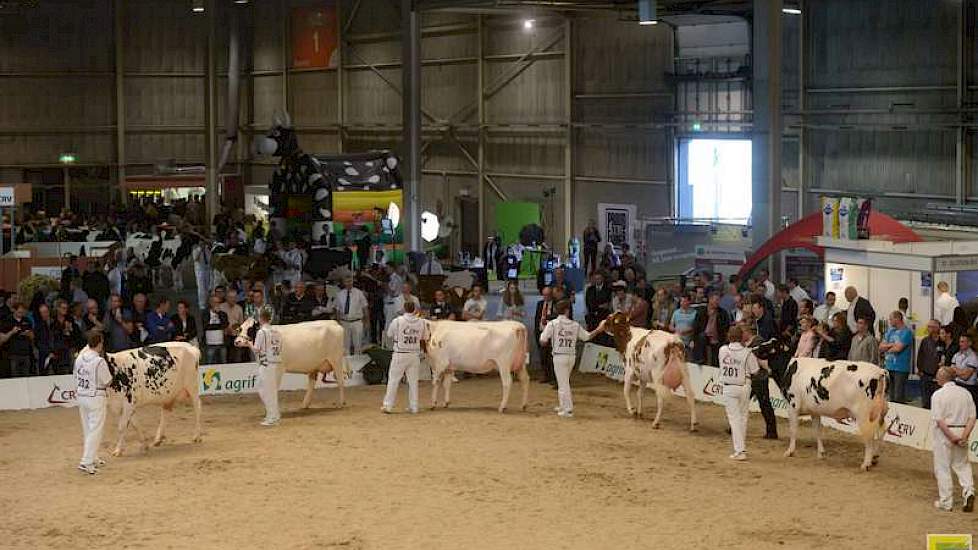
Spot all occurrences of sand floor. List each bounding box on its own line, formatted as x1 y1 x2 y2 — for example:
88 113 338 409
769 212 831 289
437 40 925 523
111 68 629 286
0 373 974 550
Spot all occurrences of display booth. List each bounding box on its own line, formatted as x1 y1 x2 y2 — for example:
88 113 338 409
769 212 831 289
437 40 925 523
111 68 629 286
123 174 207 203
820 237 978 334
0 241 114 291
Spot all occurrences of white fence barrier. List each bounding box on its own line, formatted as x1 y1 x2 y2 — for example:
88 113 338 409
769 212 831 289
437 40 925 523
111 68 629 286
0 355 373 411
579 343 976 461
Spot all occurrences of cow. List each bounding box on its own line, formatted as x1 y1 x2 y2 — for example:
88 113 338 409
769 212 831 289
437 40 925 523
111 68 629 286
605 312 697 431
234 318 347 410
424 320 529 413
106 342 202 456
752 338 889 471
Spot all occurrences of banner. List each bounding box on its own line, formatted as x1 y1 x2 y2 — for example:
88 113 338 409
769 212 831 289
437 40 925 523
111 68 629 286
291 3 338 69
597 203 635 251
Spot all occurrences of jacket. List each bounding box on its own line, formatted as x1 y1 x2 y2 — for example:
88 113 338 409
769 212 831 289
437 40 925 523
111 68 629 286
694 306 731 344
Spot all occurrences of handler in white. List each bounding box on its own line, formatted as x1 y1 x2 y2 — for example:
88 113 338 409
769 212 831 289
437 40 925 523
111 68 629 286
718 325 762 461
251 309 283 426
539 300 602 418
931 366 976 512
74 332 112 475
333 276 369 355
382 301 428 414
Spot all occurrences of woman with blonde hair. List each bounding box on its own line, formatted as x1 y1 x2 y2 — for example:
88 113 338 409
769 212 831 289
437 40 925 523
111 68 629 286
497 280 525 321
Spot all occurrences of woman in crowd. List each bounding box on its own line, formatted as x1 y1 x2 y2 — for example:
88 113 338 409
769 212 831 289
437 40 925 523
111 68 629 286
599 243 619 271
816 311 852 361
627 286 650 328
50 299 83 375
793 315 818 358
171 300 198 345
650 287 674 330
497 280 526 321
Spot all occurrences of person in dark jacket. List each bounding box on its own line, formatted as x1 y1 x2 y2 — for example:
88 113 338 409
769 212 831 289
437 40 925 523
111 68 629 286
777 284 798 338
817 311 852 361
693 291 731 367
81 259 110 311
535 286 557 386
171 300 198 344
34 303 55 375
203 295 230 364
1 304 35 377
751 298 778 341
585 271 612 330
50 300 84 375
843 286 876 334
282 281 314 324
743 324 778 439
917 319 943 409
60 255 81 302
144 297 175 344
582 220 601 275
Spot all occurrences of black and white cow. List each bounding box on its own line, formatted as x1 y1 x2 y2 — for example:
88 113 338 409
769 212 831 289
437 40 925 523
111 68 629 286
752 339 888 471
107 342 203 456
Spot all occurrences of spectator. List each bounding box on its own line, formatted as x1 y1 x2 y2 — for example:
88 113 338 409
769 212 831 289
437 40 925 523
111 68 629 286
935 282 959 327
880 310 914 403
733 294 748 323
497 280 525 321
204 295 230 364
283 280 313 324
670 295 698 349
951 334 978 409
34 304 54 374
127 261 153 298
799 299 814 319
582 219 601 275
310 283 331 321
131 293 149 344
599 243 619 271
898 297 910 321
940 325 958 367
848 317 879 365
619 243 635 268
429 288 456 320
103 295 133 353
622 267 637 290
0 291 11 322
787 278 810 304
718 284 739 317
1 304 35 376
756 269 776 302
611 281 632 313
245 289 275 325
535 286 556 386
82 299 103 333
817 311 852 361
917 319 943 409
627 287 649 329
585 271 612 330
82 259 110 310
650 287 675 331
777 285 798 338
69 278 88 306
171 300 198 345
844 286 876 335
333 276 369 355
813 291 841 325
51 300 83 375
462 285 488 322
694 291 731 367
145 297 175 344
225 291 246 362
751 298 777 341
60 255 81 302
742 323 778 439
793 315 818 358
394 281 421 317
107 251 126 299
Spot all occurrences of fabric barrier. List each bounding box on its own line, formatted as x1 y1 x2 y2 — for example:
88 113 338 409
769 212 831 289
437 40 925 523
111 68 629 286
578 343 972 461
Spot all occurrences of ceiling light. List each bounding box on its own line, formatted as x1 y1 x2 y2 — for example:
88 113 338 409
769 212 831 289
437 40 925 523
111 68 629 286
782 8 801 15
523 19 535 30
191 0 204 13
638 0 657 25
421 211 440 243
234 0 249 3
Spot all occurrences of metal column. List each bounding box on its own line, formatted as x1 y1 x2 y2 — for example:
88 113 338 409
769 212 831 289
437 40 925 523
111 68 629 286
563 17 573 249
477 14 485 246
205 0 218 232
114 0 126 207
797 0 806 220
752 0 783 270
401 0 422 251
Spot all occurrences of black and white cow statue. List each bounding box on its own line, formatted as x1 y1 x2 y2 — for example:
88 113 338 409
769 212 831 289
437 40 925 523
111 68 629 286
752 338 889 471
107 342 203 456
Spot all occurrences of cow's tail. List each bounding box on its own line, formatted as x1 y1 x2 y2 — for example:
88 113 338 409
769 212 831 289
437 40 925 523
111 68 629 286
511 325 528 373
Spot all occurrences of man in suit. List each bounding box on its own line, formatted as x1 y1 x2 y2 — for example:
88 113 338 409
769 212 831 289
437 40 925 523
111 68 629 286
535 286 557 386
777 284 799 339
693 290 731 367
844 286 876 334
585 271 612 331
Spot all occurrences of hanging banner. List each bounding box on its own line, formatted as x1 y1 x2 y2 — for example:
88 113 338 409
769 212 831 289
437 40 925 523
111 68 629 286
597 203 636 252
292 3 339 69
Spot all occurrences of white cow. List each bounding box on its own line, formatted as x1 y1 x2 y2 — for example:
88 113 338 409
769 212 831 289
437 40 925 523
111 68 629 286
425 320 529 413
752 339 889 471
605 312 697 431
106 342 202 456
234 318 347 410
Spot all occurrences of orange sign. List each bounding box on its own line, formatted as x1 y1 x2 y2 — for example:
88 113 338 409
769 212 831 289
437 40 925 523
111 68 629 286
292 4 338 69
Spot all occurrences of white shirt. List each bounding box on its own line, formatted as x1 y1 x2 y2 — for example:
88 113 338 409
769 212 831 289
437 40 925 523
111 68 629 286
387 313 429 354
717 342 760 386
334 287 368 321
205 310 225 346
935 291 959 326
763 279 776 302
540 315 590 355
393 294 421 316
789 286 810 305
254 325 283 364
463 297 488 321
931 383 976 443
73 347 112 397
813 304 841 325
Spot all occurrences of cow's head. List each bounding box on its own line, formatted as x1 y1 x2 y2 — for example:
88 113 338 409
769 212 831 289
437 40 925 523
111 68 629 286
603 312 632 354
750 337 791 388
234 318 259 347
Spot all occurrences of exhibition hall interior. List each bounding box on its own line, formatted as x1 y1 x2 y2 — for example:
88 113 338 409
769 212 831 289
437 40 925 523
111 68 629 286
0 1 977 548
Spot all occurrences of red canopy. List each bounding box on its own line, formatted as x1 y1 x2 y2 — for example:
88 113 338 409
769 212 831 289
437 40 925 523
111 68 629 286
736 211 923 279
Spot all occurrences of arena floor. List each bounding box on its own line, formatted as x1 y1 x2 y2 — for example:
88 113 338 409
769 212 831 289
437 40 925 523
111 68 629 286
1 374 974 550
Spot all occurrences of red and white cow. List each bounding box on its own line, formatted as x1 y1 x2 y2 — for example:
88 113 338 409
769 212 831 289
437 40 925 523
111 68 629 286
752 338 889 471
425 320 529 413
605 312 697 431
107 342 202 456
235 318 347 409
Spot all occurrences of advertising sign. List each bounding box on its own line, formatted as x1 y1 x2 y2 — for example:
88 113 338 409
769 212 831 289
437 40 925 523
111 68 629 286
0 187 14 207
292 3 339 69
598 203 635 252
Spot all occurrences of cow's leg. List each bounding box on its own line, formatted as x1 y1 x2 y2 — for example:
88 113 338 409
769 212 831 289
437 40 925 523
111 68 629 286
651 381 665 429
442 369 453 408
430 369 442 409
518 365 530 412
784 407 799 458
111 402 135 457
812 414 825 459
635 374 645 418
681 371 698 431
152 407 169 446
335 357 347 407
301 371 316 409
622 367 635 416
191 390 203 443
499 366 513 413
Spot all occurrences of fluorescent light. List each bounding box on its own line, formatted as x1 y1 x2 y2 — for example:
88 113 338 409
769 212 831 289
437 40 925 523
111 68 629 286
782 8 801 14
234 0 249 3
523 19 535 30
639 20 658 25
191 0 204 13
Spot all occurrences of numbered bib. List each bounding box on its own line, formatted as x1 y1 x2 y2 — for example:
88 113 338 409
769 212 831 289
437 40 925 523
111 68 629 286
552 321 580 355
75 365 97 396
395 319 424 353
719 348 749 385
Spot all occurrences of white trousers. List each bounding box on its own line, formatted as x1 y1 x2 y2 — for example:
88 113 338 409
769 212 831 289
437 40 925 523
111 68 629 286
384 353 420 412
77 395 106 467
258 363 281 422
933 436 975 509
722 384 751 455
553 354 575 413
341 321 363 355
